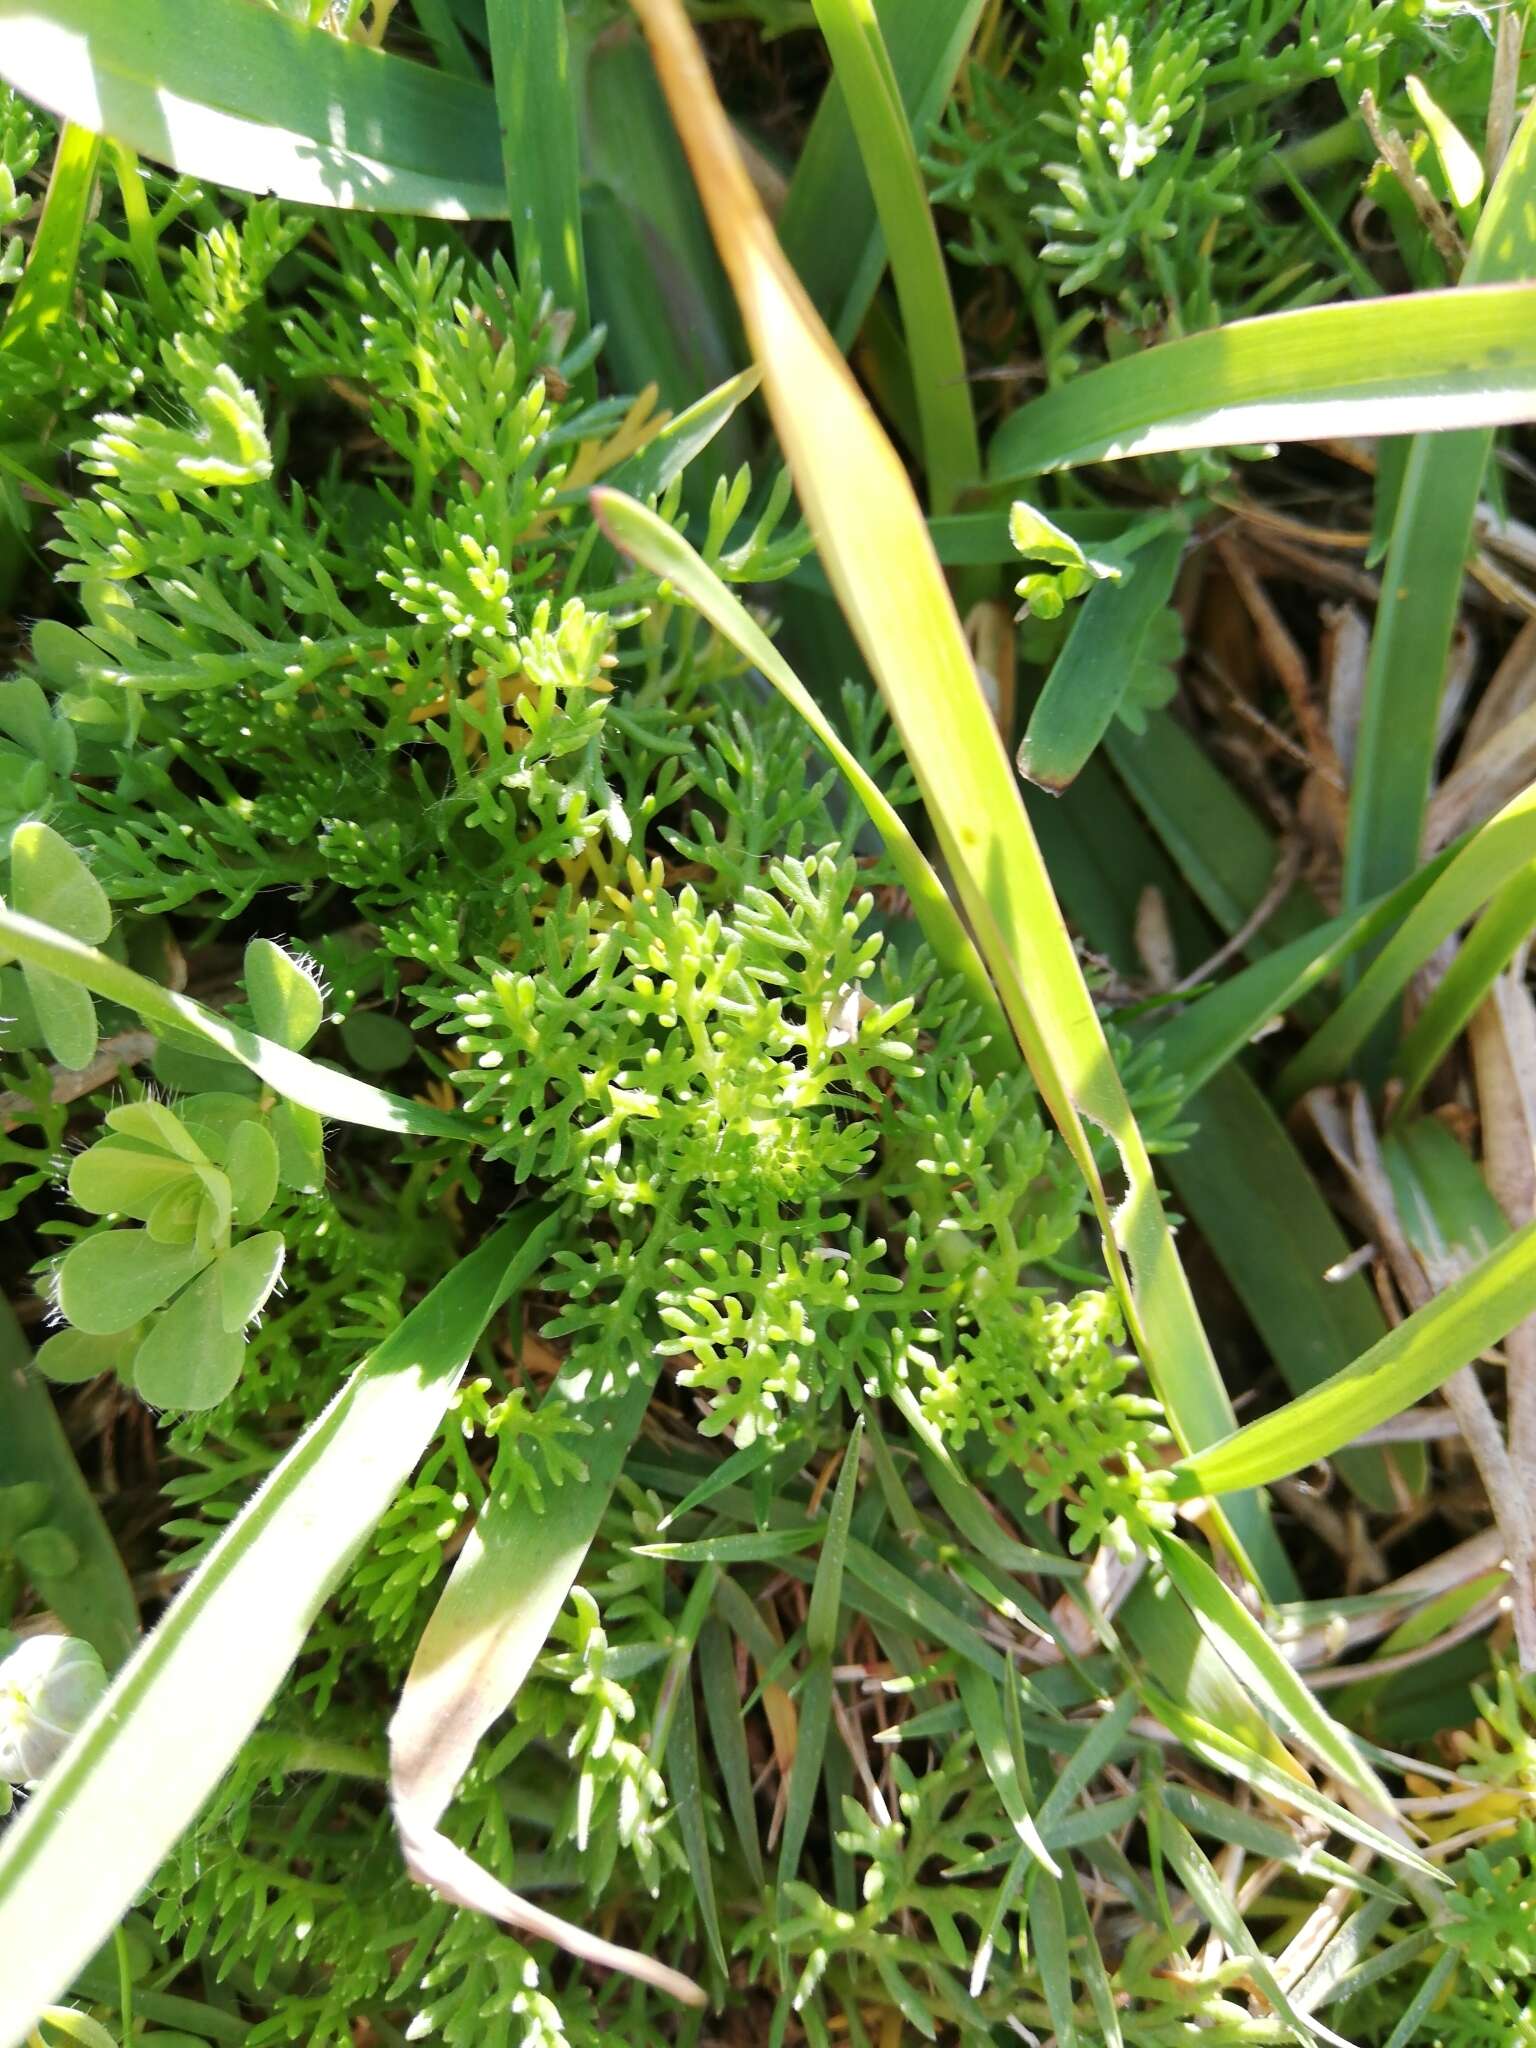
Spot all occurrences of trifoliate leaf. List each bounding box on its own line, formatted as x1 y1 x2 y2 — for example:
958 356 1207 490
144 1177 207 1247
34 1328 140 1387
57 1232 211 1336
21 967 98 1071
217 1231 285 1334
106 1099 209 1165
225 1119 279 1226
339 1009 414 1073
69 1137 195 1220
131 1265 246 1410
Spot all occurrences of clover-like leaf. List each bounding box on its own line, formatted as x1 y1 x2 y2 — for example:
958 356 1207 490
270 1101 326 1194
217 1231 285 1334
105 1099 209 1165
144 1176 211 1247
9 822 111 947
130 1265 245 1411
34 1328 141 1387
56 1232 211 1336
225 1119 279 1227
68 1137 195 1220
245 938 324 1051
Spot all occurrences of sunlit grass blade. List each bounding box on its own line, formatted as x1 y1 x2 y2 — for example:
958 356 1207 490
0 906 466 1139
1169 1217 1536 1497
0 1298 138 1670
1153 853 1453 1105
780 0 986 347
1342 97 1536 922
988 283 1536 478
629 0 1277 1584
808 0 978 512
1391 857 1536 1118
388 1336 702 2004
0 0 506 216
0 120 98 363
1280 783 1536 1104
0 1213 556 2047
485 0 586 324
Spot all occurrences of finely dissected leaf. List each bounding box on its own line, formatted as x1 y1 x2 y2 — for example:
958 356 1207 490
1282 783 1536 1101
989 282 1536 477
591 488 1008 1053
56 1233 210 1336
0 906 465 1139
627 0 1276 1584
0 1214 553 2044
1170 1217 1536 1496
1342 97 1536 921
808 0 978 512
0 0 506 217
0 1298 138 1669
387 1338 701 2005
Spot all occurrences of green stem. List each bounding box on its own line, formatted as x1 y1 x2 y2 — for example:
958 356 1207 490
104 145 176 332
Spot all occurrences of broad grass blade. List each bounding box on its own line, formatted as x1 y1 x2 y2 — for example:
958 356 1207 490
0 0 506 216
0 1298 137 1669
0 1213 556 2047
628 0 1276 1584
1280 783 1536 1103
989 283 1536 478
780 0 986 347
485 0 587 324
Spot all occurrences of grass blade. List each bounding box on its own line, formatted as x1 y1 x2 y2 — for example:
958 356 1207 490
1280 784 1536 1103
0 0 505 216
388 1329 700 2003
1170 1217 1536 1497
0 1212 556 2045
0 1297 137 1669
1342 97 1536 918
780 0 986 347
988 283 1536 478
0 120 99 364
808 0 978 511
807 1416 862 1655
628 0 1277 1585
698 1613 764 1886
0 906 466 1140
1166 1066 1421 1509
1391 857 1536 1116
1018 526 1185 792
485 0 586 324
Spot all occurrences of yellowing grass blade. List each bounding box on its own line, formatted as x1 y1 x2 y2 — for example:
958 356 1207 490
627 0 1282 1585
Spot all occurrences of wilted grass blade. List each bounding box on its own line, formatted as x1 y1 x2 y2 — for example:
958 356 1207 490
389 1336 702 2004
0 0 506 216
0 1214 555 2046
